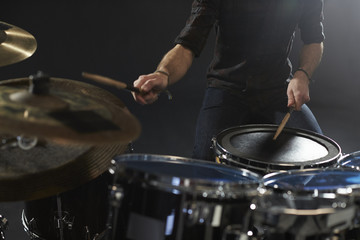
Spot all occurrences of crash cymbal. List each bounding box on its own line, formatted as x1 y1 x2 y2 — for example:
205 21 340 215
0 76 141 145
0 21 37 67
0 139 128 201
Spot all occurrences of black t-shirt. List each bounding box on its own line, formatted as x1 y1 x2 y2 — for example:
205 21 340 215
175 0 325 90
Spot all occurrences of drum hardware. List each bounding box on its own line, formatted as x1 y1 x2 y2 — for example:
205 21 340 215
106 183 124 240
9 71 69 111
21 195 77 240
54 195 75 240
0 21 37 67
219 202 258 240
84 227 109 240
22 211 44 240
251 189 356 240
107 154 261 240
51 194 109 240
107 159 125 240
252 168 360 240
0 134 38 150
337 151 360 240
22 172 113 240
338 151 360 170
182 201 232 239
17 135 38 150
214 124 341 175
86 228 109 240
221 224 256 240
0 215 8 240
105 160 129 240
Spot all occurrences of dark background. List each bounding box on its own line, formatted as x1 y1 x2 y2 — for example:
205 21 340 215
0 0 359 239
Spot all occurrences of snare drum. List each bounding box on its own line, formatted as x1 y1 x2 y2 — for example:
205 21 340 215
107 154 261 240
214 125 341 174
252 168 360 240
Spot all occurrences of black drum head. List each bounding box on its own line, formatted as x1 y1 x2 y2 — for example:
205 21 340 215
215 124 341 172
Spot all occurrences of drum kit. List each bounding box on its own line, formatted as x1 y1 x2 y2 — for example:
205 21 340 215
1 20 360 240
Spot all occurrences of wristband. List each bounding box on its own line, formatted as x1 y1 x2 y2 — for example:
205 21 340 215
155 70 172 100
155 70 170 87
295 68 312 83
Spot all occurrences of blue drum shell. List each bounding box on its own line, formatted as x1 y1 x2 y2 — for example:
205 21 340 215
109 154 261 240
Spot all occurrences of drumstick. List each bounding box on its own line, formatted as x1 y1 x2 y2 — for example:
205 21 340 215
273 107 294 140
82 72 140 93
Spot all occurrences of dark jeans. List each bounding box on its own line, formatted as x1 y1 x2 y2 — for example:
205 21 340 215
192 86 322 161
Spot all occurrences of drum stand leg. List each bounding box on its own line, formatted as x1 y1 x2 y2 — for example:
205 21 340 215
55 195 65 240
174 194 187 240
106 185 124 240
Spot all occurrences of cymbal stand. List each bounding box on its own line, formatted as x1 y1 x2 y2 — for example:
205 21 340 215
105 160 125 240
54 195 74 240
106 184 124 240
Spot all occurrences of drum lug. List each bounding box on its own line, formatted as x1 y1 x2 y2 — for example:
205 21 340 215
211 137 217 149
184 202 212 226
109 184 124 207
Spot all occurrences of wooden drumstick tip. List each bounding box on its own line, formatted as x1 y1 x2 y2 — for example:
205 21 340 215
81 72 140 93
273 109 293 140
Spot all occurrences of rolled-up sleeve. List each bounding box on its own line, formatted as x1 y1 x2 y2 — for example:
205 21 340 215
299 0 325 44
174 0 219 57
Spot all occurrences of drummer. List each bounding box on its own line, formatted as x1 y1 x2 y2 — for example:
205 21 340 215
132 0 325 161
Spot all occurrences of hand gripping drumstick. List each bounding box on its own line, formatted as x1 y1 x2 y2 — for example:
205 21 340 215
82 72 140 93
273 107 294 140
82 72 172 100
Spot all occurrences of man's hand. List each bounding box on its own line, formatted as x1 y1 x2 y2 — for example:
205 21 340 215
132 44 194 105
132 71 168 105
287 72 310 111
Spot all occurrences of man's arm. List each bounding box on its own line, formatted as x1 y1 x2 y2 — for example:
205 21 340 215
133 44 194 105
287 42 324 110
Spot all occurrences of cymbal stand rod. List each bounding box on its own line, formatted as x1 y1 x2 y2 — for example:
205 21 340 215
55 195 65 240
107 184 124 240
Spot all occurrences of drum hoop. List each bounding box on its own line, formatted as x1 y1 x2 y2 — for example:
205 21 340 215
254 193 355 216
262 168 360 195
215 124 341 172
338 150 360 168
113 154 261 198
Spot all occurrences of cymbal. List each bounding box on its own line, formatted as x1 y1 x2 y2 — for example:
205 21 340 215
0 140 128 201
0 77 141 145
0 21 37 67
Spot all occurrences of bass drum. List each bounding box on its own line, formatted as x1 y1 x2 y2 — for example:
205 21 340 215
252 168 360 240
214 124 341 174
107 154 261 240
